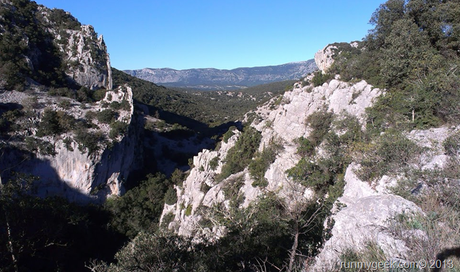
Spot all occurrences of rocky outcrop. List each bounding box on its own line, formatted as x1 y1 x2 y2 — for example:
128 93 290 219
314 42 359 73
0 86 140 202
160 66 453 270
161 78 383 237
314 45 338 72
310 163 423 271
0 2 112 91
48 19 113 90
309 125 458 271
124 60 318 90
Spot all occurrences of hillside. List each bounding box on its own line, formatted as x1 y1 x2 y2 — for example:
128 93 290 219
113 68 295 126
124 60 317 90
2 0 460 271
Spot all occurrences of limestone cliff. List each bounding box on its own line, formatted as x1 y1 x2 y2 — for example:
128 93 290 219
0 85 140 202
38 7 113 90
160 77 383 236
159 44 457 270
0 1 112 90
0 2 124 202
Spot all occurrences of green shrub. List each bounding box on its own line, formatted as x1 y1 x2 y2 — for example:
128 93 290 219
74 128 104 154
63 137 74 151
443 132 460 156
58 99 71 110
217 126 261 182
209 156 219 170
306 110 334 146
222 126 236 143
358 130 420 182
36 109 61 136
92 89 107 101
48 87 75 98
84 110 97 121
109 121 128 139
200 182 211 193
249 140 282 187
104 173 170 238
222 175 245 208
97 109 118 124
184 205 192 216
109 100 131 111
295 137 315 157
311 71 333 87
76 87 92 102
164 187 177 205
36 109 75 136
161 212 174 227
0 109 22 134
25 137 56 156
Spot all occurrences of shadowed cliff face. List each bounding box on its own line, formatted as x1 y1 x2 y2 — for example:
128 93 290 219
0 85 141 203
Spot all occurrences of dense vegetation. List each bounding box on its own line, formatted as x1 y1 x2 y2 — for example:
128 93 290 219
5 0 460 271
328 0 460 130
113 69 293 126
0 0 78 90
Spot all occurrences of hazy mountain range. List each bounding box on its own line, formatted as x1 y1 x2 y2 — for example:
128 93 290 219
124 59 317 90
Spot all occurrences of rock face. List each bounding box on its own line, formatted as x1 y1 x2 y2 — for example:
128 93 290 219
161 78 383 236
314 45 338 72
310 163 423 271
160 57 457 269
38 7 113 90
0 2 121 202
124 60 318 90
309 126 458 271
0 2 112 91
0 86 140 202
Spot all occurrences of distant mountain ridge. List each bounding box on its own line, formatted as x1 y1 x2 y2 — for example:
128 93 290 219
124 60 317 90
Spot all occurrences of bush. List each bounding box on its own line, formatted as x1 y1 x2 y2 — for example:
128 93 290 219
74 128 104 154
110 100 131 111
48 87 75 98
311 71 333 87
209 156 219 170
217 126 261 181
25 137 56 156
185 204 192 216
63 137 74 151
164 187 177 205
36 109 75 136
92 89 107 101
105 173 170 238
97 109 118 124
295 137 315 157
222 175 245 207
306 110 334 146
84 110 97 121
443 132 460 156
358 130 420 182
58 99 71 110
249 140 282 187
222 126 236 143
109 121 128 139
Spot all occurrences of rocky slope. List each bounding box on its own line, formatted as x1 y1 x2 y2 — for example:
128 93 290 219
124 60 317 90
0 2 135 202
0 1 112 90
159 44 460 270
160 74 384 236
0 85 141 202
38 6 113 90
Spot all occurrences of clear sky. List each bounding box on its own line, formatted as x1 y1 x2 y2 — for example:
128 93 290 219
34 0 385 70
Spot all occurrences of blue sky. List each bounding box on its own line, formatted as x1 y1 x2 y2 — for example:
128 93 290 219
35 0 385 70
